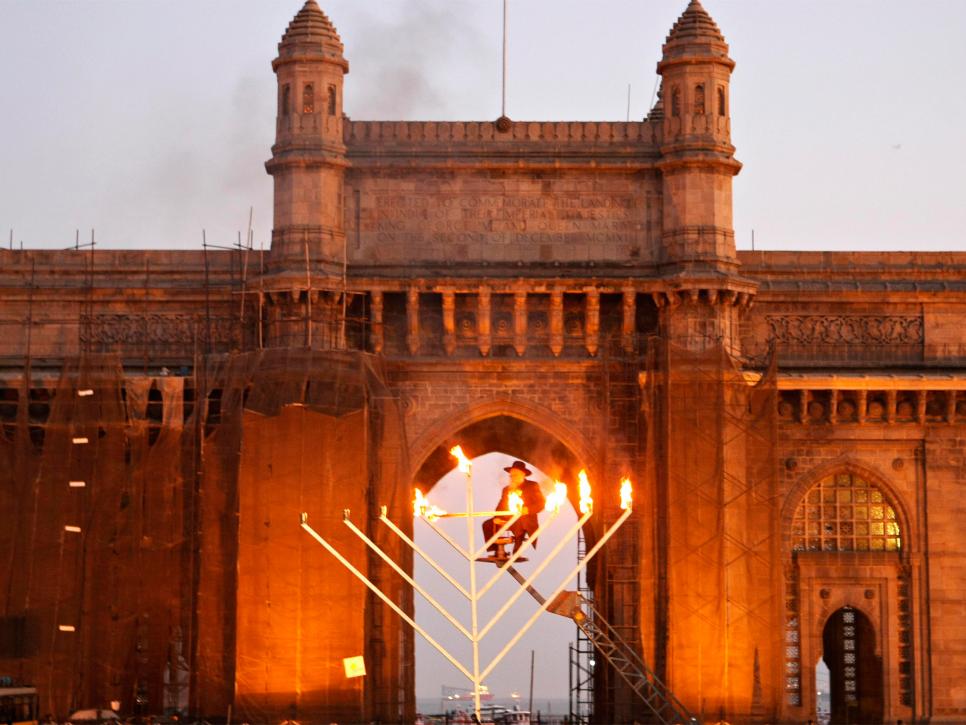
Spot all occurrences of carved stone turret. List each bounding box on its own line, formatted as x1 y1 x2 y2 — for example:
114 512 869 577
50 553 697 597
656 0 741 274
265 0 348 271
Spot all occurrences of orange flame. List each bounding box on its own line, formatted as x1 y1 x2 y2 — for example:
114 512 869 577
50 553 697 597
450 445 471 474
413 488 446 520
546 481 568 512
508 490 524 515
620 477 633 511
413 488 428 518
578 470 593 515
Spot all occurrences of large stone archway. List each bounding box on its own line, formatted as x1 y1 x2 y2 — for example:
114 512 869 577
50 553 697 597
410 400 600 506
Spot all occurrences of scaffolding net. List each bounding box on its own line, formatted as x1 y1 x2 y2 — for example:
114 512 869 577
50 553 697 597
0 348 413 723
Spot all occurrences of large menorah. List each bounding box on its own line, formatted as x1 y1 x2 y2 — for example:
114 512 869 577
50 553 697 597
301 446 632 721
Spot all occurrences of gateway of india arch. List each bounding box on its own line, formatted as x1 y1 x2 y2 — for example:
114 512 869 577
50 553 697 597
1 1 965 723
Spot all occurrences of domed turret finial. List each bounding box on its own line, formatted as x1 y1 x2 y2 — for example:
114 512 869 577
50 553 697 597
661 0 729 65
275 0 347 69
666 0 725 43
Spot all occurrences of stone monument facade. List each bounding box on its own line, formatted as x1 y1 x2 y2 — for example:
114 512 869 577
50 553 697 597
2 1 965 722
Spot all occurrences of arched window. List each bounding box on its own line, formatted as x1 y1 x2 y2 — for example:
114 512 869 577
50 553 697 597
281 84 290 117
694 84 706 115
302 83 315 114
717 87 726 116
327 85 337 116
671 87 681 118
792 473 900 552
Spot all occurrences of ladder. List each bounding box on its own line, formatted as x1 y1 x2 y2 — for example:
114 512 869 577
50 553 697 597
505 566 697 725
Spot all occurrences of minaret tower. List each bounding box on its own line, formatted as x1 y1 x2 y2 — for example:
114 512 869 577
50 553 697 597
656 0 741 274
266 0 348 270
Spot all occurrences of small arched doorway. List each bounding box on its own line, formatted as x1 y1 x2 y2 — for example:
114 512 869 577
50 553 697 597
822 606 883 724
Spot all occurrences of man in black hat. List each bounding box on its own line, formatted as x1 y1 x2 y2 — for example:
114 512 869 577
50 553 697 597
482 460 546 558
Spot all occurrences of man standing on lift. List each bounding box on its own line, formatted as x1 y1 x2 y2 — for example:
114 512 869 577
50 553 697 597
482 460 546 559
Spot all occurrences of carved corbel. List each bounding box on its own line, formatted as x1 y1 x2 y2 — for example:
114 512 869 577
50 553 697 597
621 287 636 354
407 286 420 356
370 290 384 354
477 286 491 357
513 290 527 357
585 288 600 357
550 290 564 357
442 290 456 356
886 390 897 423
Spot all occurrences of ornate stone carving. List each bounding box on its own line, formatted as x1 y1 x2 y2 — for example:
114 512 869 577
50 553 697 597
81 313 240 352
766 315 923 346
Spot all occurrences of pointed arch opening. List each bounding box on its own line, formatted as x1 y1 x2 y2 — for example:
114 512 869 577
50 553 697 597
791 472 901 553
821 606 883 724
411 412 596 716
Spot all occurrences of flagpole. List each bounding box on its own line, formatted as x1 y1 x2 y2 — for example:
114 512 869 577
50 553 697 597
502 0 508 117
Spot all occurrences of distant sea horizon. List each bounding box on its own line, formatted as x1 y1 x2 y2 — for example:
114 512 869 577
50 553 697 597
416 696 571 717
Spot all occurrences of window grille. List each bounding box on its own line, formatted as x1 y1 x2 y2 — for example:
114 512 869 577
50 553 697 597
791 473 900 552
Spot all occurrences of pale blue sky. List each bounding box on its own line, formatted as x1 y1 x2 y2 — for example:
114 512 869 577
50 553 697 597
2 1 965 252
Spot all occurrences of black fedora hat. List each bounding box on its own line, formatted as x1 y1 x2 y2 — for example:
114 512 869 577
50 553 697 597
503 460 532 476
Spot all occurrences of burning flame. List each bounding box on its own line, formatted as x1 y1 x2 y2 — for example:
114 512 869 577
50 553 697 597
578 470 593 515
413 488 428 518
508 490 524 515
450 445 471 475
413 488 446 520
620 477 633 511
546 481 568 512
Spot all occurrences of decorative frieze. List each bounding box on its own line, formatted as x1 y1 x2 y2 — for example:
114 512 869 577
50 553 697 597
766 315 922 346
80 313 239 352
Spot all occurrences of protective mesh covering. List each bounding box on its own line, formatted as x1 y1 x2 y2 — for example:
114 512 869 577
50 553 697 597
0 349 412 723
0 355 189 717
641 339 779 723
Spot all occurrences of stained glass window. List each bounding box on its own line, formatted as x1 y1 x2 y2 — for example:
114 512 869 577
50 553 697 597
792 473 901 552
